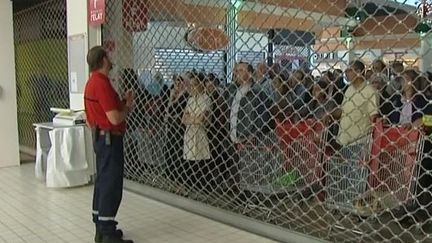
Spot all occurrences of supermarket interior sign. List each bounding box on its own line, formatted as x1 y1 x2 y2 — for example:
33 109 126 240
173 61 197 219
88 0 106 26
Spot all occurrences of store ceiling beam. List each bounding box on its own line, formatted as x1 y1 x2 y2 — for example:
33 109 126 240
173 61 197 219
147 0 418 41
238 10 319 32
314 33 420 51
239 1 355 28
351 0 417 12
246 0 347 17
147 0 321 32
183 0 353 28
319 33 419 42
177 3 322 33
182 0 230 8
353 13 418 36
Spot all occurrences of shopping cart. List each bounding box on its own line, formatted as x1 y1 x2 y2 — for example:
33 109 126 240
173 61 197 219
237 131 286 195
324 140 371 215
324 134 373 237
275 119 328 194
367 122 425 214
236 131 286 218
325 121 425 217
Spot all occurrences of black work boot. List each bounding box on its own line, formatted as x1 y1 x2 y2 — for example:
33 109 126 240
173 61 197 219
101 235 134 243
95 229 123 243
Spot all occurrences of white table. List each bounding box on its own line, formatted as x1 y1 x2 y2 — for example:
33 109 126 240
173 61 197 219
34 122 95 188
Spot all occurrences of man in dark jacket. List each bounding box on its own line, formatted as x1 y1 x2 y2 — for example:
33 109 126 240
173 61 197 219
218 62 274 194
224 62 274 143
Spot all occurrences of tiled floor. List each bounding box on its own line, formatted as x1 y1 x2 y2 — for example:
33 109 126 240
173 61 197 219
0 163 276 243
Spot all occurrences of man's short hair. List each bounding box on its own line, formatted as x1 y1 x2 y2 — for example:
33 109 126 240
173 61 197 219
321 71 333 81
279 71 290 82
350 60 366 74
371 73 388 84
239 61 254 74
257 62 268 70
403 69 428 92
392 61 404 70
190 71 206 83
293 70 305 80
374 59 387 69
87 46 107 72
333 69 343 75
317 80 330 93
207 73 220 86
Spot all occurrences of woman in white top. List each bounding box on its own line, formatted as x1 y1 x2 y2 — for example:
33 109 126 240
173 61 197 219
398 69 429 128
182 72 212 192
393 69 432 229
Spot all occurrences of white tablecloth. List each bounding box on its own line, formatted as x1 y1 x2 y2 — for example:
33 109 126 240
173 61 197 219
34 123 95 188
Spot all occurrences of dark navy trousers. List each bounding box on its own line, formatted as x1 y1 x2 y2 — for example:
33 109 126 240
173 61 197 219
92 133 124 236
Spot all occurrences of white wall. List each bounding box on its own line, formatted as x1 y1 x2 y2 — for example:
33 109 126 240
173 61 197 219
420 35 432 72
0 0 20 167
132 22 194 71
67 0 101 110
236 31 268 53
133 22 269 71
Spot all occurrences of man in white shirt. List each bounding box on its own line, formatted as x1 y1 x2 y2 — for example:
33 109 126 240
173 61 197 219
332 60 379 158
230 82 252 142
230 62 253 143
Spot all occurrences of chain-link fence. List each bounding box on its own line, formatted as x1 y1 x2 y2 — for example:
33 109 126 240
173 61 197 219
13 0 69 149
104 0 432 242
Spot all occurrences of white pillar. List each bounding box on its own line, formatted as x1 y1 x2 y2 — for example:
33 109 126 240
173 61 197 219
104 0 133 91
67 0 101 110
0 0 20 167
420 32 432 72
346 36 356 63
226 0 241 83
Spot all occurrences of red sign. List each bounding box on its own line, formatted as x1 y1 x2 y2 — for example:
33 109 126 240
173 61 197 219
123 0 148 32
185 28 230 52
88 0 106 26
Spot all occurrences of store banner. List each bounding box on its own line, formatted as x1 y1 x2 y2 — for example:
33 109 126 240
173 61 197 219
88 0 106 26
123 0 148 32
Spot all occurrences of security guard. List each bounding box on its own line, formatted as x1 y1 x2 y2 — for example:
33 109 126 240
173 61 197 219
84 46 134 243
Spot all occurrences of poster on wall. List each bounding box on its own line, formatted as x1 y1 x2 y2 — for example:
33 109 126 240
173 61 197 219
68 34 87 94
88 0 106 26
123 0 149 32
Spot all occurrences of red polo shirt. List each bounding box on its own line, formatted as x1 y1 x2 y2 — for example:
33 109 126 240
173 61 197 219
84 72 126 133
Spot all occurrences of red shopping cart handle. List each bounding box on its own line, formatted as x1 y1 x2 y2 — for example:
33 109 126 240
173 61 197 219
276 119 325 144
372 120 421 153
